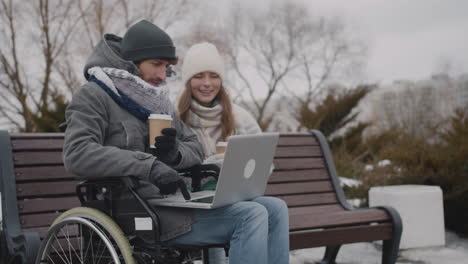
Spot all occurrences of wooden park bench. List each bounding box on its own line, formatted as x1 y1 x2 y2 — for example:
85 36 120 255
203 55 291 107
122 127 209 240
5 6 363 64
267 131 402 264
0 130 401 264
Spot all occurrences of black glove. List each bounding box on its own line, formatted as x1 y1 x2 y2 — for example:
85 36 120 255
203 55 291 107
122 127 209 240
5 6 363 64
149 161 190 199
158 180 190 199
154 128 181 165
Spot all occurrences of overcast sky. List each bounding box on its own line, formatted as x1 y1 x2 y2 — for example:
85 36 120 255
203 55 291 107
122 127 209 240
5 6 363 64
291 0 468 84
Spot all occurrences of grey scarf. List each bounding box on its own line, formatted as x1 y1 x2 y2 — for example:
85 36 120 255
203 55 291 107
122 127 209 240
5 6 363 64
88 67 173 118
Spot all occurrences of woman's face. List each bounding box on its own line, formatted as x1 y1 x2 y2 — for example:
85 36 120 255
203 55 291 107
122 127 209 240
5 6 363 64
189 71 222 105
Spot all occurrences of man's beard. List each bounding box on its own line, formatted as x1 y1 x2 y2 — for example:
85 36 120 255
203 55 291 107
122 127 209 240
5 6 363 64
154 79 167 87
146 78 167 87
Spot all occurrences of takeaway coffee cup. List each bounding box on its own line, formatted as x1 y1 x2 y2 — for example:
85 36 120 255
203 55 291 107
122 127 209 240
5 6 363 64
148 114 173 148
216 141 228 154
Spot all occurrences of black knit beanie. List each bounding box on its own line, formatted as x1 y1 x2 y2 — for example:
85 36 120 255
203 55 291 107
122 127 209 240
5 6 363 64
121 20 178 65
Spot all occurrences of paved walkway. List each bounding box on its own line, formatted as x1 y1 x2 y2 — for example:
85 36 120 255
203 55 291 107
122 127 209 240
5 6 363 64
290 231 468 264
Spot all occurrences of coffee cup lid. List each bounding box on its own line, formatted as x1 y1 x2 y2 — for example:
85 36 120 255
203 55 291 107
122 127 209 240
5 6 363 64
216 141 228 147
149 114 173 120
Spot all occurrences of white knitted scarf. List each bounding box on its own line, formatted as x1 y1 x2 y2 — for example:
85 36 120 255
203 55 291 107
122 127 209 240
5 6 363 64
187 100 224 157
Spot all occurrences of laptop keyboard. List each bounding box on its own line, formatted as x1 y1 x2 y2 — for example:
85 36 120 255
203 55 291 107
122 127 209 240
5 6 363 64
190 196 214 203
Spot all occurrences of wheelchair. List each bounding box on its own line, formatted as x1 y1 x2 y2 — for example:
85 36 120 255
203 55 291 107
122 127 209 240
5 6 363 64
35 164 225 264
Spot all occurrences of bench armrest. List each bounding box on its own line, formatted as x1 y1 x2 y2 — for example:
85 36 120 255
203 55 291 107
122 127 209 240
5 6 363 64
2 231 40 264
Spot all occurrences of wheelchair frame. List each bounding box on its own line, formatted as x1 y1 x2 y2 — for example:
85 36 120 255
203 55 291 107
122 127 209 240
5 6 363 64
36 166 225 264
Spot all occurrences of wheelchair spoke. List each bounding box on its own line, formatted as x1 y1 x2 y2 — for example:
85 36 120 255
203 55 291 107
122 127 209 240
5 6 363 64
79 225 83 262
51 243 71 264
97 238 106 263
46 253 58 264
37 212 129 264
83 226 93 262
52 233 71 264
91 230 96 264
60 223 83 263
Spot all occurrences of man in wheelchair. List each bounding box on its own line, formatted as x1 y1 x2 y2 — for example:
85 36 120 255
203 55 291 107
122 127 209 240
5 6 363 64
46 19 289 264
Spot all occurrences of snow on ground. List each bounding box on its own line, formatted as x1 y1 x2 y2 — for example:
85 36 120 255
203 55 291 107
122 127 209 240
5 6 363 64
290 230 468 264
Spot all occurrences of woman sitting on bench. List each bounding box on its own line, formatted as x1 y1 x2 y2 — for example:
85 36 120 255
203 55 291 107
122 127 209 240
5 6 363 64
174 42 290 264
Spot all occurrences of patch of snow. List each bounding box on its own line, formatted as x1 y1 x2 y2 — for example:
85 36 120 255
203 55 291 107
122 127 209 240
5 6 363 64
290 230 468 264
346 199 363 208
377 159 391 167
339 177 362 188
364 164 374 171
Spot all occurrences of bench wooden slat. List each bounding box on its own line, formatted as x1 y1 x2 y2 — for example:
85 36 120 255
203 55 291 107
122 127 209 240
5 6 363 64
12 138 64 151
273 158 325 170
20 212 63 229
11 133 64 139
13 151 63 166
290 223 394 250
289 205 342 215
274 146 322 158
22 225 79 240
277 136 318 146
268 169 329 183
22 226 51 240
18 197 80 214
15 166 75 181
289 209 390 231
265 181 334 196
276 193 338 207
16 181 78 198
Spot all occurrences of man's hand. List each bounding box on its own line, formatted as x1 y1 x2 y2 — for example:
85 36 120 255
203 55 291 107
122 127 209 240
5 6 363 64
153 128 180 164
158 179 190 199
149 161 180 194
149 161 190 199
157 181 178 195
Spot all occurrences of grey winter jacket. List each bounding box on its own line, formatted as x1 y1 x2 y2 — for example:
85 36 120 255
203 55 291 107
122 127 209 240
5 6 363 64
63 34 204 241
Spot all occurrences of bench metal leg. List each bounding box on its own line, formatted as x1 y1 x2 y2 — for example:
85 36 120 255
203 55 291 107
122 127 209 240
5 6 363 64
379 206 403 264
202 248 210 264
382 238 400 264
317 245 341 264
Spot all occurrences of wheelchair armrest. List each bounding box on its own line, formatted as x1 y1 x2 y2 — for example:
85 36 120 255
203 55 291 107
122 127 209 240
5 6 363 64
120 176 140 189
76 176 137 186
75 176 163 243
178 164 220 179
179 164 220 192
76 176 140 204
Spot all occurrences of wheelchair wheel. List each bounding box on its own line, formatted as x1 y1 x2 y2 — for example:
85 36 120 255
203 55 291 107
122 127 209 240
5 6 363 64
36 207 136 264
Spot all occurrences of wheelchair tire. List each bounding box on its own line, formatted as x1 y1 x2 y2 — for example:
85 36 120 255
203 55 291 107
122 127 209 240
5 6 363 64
35 207 136 264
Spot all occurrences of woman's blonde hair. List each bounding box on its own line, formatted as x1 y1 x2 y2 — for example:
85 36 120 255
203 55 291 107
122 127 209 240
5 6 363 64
178 82 236 141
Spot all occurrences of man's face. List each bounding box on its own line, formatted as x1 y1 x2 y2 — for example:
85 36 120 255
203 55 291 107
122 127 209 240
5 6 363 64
137 59 170 86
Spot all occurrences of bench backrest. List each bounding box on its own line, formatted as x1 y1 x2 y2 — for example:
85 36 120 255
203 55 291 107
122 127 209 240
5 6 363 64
266 132 344 211
1 131 345 243
0 132 79 242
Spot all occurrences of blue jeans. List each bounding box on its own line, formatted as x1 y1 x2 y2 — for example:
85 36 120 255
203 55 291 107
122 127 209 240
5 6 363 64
166 196 290 264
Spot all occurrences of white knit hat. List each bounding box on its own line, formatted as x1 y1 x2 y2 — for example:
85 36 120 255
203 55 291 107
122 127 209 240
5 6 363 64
181 42 224 85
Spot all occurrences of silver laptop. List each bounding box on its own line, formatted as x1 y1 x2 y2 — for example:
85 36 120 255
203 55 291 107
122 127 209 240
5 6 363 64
148 133 279 209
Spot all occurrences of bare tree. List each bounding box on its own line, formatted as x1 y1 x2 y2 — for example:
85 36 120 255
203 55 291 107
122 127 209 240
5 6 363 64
293 17 367 107
368 79 459 139
220 1 366 130
0 0 82 131
0 0 197 131
115 0 192 31
222 2 311 128
0 0 29 129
